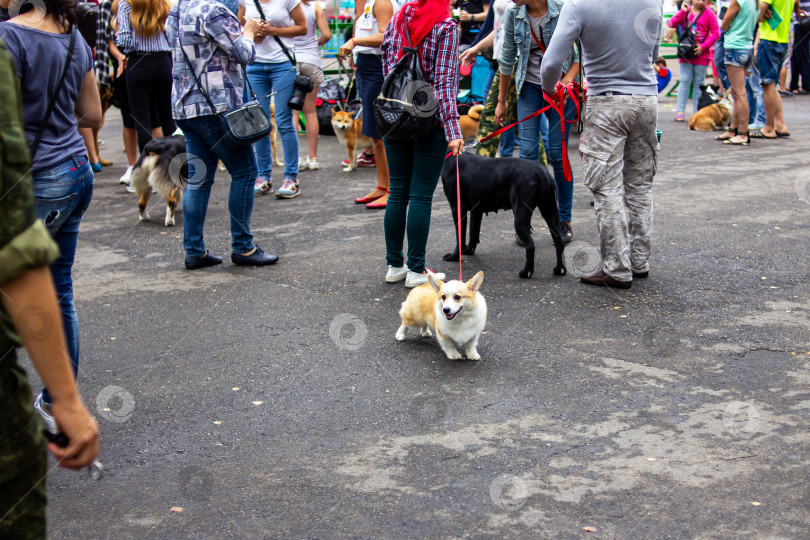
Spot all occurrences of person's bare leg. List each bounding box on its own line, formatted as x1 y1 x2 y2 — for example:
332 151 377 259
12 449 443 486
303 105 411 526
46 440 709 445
371 137 390 205
303 87 319 160
727 65 750 143
123 127 138 166
79 127 99 164
152 127 163 138
760 83 781 137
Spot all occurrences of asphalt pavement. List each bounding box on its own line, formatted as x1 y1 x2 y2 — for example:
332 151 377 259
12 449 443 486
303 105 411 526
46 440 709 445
20 92 810 539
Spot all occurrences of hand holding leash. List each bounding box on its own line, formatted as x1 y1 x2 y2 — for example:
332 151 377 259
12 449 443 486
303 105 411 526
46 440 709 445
448 139 463 156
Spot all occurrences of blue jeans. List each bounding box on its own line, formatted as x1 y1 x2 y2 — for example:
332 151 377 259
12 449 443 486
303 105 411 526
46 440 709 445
677 62 709 113
714 33 730 90
176 115 259 258
33 155 94 405
746 65 767 125
245 61 298 178
484 65 516 157
516 81 575 223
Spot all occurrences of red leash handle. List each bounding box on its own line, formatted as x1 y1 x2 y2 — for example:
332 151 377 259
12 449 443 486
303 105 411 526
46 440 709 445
542 81 585 183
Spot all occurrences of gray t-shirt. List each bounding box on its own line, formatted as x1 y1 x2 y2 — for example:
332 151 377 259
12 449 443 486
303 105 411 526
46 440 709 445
540 0 661 96
0 24 93 173
524 12 548 85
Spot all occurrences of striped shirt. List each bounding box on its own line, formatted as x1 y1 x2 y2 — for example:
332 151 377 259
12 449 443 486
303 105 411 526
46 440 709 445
381 6 462 141
166 0 256 119
115 0 170 53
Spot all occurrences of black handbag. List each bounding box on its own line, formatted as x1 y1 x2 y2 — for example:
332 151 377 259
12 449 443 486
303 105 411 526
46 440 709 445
171 6 270 146
677 8 706 60
373 25 440 141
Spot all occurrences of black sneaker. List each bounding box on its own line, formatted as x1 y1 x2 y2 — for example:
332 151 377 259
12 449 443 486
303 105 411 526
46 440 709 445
560 222 573 245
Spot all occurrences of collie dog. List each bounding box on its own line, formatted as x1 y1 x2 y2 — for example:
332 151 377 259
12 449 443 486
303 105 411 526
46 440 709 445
396 271 487 360
130 135 187 226
331 108 374 172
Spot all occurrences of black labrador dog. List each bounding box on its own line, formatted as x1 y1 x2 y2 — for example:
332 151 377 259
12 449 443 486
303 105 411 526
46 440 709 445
440 153 566 279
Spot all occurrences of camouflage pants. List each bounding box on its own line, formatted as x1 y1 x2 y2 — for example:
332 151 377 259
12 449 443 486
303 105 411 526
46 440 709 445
0 355 47 539
476 71 546 163
579 95 658 281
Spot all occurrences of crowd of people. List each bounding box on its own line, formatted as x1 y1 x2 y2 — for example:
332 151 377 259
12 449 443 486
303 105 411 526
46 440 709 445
1 0 807 535
665 0 809 143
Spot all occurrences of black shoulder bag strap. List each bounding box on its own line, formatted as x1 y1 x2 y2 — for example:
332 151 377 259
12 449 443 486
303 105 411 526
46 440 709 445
251 0 297 66
167 0 258 112
30 27 76 160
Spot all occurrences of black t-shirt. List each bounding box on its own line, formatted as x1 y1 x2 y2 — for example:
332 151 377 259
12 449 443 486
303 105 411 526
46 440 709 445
459 0 489 45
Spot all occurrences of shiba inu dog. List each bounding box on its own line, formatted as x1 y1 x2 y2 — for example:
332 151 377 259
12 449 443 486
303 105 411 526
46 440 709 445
459 104 484 142
130 135 187 226
396 271 486 360
331 108 374 172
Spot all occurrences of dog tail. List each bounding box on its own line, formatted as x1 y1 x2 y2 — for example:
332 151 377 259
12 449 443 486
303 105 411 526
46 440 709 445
130 155 157 195
467 105 484 121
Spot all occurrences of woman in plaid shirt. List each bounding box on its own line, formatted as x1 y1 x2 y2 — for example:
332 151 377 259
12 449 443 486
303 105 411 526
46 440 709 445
380 0 463 289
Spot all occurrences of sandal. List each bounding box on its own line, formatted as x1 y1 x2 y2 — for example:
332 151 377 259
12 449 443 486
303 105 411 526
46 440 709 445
723 132 750 146
715 128 737 141
776 131 790 138
355 186 389 204
749 130 777 139
675 113 685 122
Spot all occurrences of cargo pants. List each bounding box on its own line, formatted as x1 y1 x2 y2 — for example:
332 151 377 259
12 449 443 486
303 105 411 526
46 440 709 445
579 95 658 281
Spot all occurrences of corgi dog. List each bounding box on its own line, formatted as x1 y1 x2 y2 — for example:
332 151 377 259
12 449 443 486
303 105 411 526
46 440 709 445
396 271 487 360
689 91 732 131
331 108 374 172
130 135 187 226
459 104 484 142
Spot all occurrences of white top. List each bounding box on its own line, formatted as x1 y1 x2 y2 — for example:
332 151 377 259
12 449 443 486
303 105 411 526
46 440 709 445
294 1 321 65
492 0 510 60
354 0 398 56
240 0 300 63
524 12 548 85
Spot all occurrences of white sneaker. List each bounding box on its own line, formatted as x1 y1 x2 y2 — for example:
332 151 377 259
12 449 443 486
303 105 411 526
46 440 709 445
405 270 446 288
298 157 320 171
34 393 58 433
385 265 408 283
119 165 133 184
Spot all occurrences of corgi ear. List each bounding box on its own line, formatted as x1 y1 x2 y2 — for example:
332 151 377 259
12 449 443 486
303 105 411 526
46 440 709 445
466 271 484 293
427 271 443 292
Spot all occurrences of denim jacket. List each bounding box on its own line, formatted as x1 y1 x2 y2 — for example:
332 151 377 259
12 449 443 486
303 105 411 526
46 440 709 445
499 0 579 95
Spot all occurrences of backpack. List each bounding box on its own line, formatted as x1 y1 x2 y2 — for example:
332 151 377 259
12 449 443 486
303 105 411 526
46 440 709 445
373 23 440 141
76 2 99 49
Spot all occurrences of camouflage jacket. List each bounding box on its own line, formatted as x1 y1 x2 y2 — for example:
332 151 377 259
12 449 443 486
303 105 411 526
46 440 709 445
0 38 60 359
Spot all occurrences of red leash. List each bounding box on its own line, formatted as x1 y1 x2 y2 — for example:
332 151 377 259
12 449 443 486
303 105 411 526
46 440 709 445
477 81 584 183
456 154 462 281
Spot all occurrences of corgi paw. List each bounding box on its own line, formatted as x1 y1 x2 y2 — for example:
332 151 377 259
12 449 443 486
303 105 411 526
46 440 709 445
444 349 463 360
395 327 407 341
466 350 481 361
420 328 433 337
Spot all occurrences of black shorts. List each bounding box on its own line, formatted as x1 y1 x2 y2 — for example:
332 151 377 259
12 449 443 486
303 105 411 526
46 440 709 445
112 58 161 130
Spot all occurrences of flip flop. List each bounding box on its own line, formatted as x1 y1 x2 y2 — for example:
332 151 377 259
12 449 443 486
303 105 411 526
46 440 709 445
749 131 777 139
776 131 790 138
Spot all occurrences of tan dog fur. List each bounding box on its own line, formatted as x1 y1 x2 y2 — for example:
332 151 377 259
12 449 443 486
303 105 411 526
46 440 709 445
689 101 731 131
331 109 374 172
459 105 484 142
396 271 487 360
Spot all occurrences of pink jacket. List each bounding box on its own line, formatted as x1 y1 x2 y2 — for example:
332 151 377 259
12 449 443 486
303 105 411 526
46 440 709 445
668 7 720 66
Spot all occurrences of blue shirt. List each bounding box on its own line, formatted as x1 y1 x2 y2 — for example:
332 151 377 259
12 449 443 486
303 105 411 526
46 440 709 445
115 0 170 53
0 24 93 172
